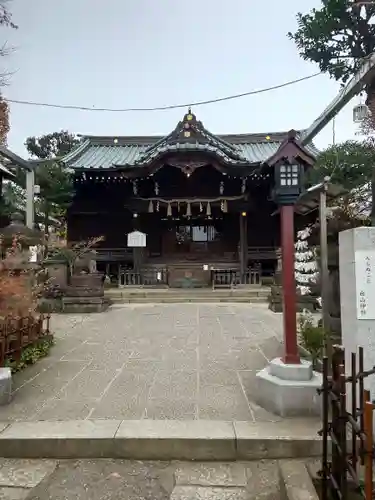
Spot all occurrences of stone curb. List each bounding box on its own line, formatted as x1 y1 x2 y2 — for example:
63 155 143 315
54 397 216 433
279 460 319 500
0 419 323 460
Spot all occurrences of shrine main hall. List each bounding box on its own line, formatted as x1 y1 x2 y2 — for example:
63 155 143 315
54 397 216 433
62 110 317 288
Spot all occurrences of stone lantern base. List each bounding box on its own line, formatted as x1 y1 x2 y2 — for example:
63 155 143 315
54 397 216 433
0 368 12 406
255 358 322 417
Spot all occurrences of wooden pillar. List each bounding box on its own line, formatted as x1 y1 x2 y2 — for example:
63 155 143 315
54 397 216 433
274 248 282 285
132 215 140 273
26 169 35 229
239 212 247 283
133 247 144 273
280 205 300 364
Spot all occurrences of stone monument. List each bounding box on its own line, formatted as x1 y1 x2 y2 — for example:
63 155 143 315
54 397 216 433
339 226 375 407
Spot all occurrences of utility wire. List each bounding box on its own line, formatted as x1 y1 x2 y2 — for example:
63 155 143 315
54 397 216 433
5 71 322 113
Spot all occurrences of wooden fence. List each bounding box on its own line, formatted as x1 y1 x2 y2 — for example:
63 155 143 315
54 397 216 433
212 268 261 289
119 268 169 287
0 314 51 367
318 346 375 500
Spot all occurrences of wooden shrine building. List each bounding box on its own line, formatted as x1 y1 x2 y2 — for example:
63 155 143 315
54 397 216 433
62 110 317 288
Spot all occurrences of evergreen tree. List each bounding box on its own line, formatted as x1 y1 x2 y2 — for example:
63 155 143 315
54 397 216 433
288 0 375 126
25 131 79 234
4 131 79 231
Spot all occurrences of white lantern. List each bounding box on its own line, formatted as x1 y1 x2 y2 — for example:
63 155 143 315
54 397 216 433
353 103 369 123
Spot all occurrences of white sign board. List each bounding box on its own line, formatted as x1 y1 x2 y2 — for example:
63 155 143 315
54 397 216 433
28 246 38 263
355 250 375 320
127 230 146 248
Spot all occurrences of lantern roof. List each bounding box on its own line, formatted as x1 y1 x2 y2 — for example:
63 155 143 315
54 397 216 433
264 129 316 170
0 212 43 245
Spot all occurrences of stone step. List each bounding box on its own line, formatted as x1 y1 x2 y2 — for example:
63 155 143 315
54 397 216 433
0 419 322 460
279 460 319 500
105 287 270 304
170 485 249 499
171 461 280 500
109 296 270 302
106 293 269 297
110 297 268 304
105 288 270 297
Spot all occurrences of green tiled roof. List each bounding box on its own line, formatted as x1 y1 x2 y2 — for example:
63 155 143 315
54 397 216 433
62 113 318 170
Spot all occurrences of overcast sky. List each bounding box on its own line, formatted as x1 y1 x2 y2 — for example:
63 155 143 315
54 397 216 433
2 0 361 157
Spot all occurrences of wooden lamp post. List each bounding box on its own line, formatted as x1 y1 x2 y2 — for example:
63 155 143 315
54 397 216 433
254 132 322 417
273 160 305 364
265 130 316 365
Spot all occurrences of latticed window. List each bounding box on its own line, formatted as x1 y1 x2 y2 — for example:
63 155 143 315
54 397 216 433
279 164 299 186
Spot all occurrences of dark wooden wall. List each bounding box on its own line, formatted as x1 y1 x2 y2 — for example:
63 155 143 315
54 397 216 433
68 165 280 250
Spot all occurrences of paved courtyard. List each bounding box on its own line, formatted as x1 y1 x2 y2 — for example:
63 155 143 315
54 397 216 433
0 457 293 500
0 304 289 422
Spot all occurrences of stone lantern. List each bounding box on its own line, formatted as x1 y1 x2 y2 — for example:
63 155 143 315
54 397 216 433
0 212 43 270
1 212 42 246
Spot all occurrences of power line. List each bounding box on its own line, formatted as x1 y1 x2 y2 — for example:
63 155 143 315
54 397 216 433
5 71 322 113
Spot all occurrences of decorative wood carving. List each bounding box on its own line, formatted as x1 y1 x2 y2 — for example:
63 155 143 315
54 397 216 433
167 160 207 176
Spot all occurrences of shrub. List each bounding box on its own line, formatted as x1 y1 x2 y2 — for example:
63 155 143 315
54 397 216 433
0 236 37 319
298 310 325 363
46 235 104 275
5 336 55 373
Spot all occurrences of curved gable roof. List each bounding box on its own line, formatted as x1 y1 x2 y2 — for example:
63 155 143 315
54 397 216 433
62 111 319 171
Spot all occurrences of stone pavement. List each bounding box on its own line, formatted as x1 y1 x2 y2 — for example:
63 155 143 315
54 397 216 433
0 458 283 500
0 304 292 422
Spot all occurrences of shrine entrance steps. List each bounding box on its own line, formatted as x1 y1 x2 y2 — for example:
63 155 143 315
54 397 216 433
104 287 270 304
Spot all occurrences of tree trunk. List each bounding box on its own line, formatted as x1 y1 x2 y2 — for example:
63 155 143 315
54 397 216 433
365 80 375 130
44 204 49 238
43 203 49 258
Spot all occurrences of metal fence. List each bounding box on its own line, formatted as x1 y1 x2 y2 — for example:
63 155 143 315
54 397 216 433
318 346 375 500
0 314 51 367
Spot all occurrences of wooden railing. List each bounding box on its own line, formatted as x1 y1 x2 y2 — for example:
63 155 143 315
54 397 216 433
119 268 168 287
95 248 133 261
247 246 277 259
0 314 51 367
212 268 261 289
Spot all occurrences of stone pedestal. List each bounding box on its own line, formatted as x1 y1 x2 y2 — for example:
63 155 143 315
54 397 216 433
255 358 322 417
44 259 69 291
268 285 317 313
0 368 12 405
61 273 110 313
62 296 110 313
339 227 375 409
69 273 104 295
